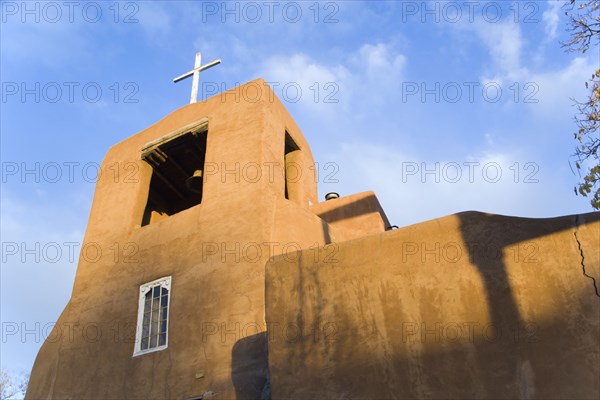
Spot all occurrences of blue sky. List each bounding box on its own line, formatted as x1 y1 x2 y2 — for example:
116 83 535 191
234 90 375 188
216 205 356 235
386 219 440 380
1 0 598 378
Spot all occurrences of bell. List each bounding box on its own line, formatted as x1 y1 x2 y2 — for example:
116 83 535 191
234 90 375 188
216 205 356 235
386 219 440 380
185 170 203 193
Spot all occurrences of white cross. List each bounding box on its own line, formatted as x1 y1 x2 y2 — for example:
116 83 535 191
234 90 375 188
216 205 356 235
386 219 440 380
173 52 221 104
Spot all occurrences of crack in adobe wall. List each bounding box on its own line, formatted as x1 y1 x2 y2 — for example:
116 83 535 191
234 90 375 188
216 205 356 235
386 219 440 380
574 215 600 298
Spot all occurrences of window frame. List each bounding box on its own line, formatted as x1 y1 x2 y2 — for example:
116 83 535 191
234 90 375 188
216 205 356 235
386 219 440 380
133 276 172 357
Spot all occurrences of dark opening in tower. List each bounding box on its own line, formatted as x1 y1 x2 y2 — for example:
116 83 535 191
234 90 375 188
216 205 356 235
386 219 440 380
284 131 301 203
140 119 208 226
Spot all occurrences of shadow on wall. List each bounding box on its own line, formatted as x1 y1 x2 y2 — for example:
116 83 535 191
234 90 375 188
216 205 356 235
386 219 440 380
457 211 600 398
264 211 599 399
231 332 270 400
316 193 391 244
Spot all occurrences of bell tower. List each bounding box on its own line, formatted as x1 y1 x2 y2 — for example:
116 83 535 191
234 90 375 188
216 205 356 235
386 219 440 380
25 78 392 399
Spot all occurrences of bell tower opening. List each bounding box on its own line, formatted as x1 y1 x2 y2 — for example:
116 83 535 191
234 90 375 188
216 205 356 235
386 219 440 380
141 119 208 226
284 131 301 203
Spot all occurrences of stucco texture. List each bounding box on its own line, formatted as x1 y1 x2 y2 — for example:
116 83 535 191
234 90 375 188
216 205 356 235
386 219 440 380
266 211 600 399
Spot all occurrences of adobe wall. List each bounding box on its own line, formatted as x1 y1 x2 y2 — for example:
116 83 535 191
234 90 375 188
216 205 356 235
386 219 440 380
25 80 335 400
266 211 600 399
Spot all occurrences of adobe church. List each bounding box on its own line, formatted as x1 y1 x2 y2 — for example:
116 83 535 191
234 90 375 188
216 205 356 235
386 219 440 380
26 71 599 398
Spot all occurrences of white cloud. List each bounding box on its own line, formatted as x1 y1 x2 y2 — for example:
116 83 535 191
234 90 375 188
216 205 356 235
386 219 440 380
474 20 526 79
257 42 406 118
257 52 349 118
527 56 596 116
261 53 345 90
543 1 563 41
320 141 588 228
458 10 595 119
136 2 173 42
356 43 406 82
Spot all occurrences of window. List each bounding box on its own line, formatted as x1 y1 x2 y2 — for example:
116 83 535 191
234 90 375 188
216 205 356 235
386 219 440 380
134 276 171 356
141 118 208 226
